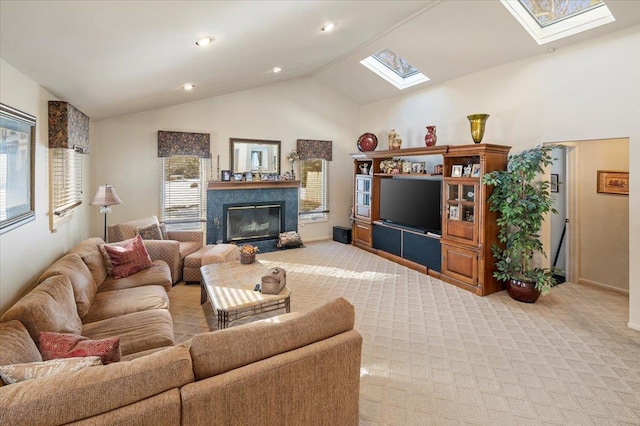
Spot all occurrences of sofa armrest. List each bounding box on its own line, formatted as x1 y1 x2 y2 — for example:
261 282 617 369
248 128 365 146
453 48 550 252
0 346 194 426
142 240 181 283
166 230 203 244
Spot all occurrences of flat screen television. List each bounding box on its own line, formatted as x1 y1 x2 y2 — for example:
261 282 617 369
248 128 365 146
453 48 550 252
379 178 442 235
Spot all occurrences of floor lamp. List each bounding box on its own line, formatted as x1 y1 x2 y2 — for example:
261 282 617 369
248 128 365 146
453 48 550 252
90 184 122 242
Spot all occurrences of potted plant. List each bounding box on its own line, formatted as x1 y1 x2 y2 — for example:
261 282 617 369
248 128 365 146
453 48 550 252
482 145 558 303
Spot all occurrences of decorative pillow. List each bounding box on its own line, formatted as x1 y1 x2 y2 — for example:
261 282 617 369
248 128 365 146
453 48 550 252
103 235 153 279
137 223 163 240
0 356 102 385
38 332 121 365
159 223 169 240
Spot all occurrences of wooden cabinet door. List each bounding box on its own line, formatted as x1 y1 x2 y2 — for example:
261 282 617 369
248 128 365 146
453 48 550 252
441 243 478 286
353 221 372 247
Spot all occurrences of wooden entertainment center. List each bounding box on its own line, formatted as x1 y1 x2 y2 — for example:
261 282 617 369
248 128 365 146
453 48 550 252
351 144 510 296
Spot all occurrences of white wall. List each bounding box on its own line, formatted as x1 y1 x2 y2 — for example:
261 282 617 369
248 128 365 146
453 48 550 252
359 25 640 329
0 60 91 314
91 77 359 243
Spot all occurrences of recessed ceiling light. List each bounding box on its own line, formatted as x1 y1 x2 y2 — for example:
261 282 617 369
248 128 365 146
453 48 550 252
322 23 336 32
182 83 195 90
195 37 214 47
272 67 282 73
547 47 556 53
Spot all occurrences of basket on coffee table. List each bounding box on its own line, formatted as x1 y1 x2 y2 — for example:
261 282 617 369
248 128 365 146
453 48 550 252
239 244 259 264
240 252 255 264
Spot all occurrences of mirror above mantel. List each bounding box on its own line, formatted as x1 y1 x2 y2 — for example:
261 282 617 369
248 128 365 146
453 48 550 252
230 138 280 175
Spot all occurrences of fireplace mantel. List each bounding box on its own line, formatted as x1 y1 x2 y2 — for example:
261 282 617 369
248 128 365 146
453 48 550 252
208 180 300 190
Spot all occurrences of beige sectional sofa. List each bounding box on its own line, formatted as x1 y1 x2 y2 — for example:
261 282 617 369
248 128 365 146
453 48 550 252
0 236 363 425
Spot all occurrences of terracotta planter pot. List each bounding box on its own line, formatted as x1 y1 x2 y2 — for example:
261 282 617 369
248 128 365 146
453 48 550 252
506 278 540 303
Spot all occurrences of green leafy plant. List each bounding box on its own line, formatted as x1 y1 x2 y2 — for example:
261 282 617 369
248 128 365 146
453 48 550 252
482 145 558 295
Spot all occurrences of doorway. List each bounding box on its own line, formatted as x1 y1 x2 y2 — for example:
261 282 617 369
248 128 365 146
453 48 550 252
546 138 629 293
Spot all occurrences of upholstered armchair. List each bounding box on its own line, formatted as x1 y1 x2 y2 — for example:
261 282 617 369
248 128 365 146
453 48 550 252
107 216 203 283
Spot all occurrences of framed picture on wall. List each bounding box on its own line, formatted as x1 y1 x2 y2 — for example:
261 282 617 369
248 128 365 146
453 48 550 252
597 170 629 195
551 174 559 193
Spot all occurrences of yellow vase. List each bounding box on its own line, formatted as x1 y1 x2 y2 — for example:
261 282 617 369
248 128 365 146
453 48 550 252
467 114 490 144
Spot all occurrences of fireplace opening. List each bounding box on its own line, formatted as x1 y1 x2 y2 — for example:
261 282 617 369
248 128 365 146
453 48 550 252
223 202 284 243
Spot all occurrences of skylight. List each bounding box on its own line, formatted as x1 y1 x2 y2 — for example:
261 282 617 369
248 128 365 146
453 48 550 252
360 48 429 90
501 0 615 45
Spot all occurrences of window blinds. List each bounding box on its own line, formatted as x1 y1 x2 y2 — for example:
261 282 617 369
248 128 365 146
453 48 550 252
161 156 207 230
51 148 82 216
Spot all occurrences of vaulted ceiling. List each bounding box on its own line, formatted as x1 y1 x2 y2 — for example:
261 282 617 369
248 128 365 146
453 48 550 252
1 1 639 120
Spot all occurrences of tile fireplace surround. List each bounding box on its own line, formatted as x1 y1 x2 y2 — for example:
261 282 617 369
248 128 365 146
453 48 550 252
206 181 299 252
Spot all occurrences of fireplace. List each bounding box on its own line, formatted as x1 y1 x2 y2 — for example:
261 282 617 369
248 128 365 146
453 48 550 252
224 202 284 243
207 180 299 252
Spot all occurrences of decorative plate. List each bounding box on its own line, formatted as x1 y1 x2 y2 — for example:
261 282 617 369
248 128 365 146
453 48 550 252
357 133 378 152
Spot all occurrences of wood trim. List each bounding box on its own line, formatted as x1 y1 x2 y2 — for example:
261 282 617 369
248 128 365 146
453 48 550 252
208 180 300 190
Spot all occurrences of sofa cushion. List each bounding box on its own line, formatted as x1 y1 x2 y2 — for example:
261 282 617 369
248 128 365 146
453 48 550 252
137 223 163 240
189 297 355 380
82 285 169 324
103 235 153 279
38 253 98 319
81 309 174 356
0 357 102 385
0 321 43 366
98 260 172 293
179 241 202 259
108 216 160 242
0 275 83 344
0 346 193 425
38 332 121 364
67 237 108 286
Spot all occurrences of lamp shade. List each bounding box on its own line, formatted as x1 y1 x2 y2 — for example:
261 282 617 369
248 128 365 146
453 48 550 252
90 185 122 207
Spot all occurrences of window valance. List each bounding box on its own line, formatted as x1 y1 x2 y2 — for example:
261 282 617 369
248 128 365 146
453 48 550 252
296 139 332 161
157 130 211 158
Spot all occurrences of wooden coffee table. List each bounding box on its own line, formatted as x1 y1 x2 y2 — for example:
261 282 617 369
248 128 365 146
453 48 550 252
200 260 291 329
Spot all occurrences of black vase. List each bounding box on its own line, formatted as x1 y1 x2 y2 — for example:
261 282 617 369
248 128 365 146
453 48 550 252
506 278 540 303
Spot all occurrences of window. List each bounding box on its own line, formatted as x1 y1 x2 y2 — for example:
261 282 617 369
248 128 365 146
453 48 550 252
51 147 83 225
501 0 615 45
360 48 429 90
161 156 207 230
299 159 328 221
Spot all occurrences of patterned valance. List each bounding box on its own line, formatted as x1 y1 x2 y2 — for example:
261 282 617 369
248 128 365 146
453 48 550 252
157 130 211 158
296 139 332 161
48 101 90 154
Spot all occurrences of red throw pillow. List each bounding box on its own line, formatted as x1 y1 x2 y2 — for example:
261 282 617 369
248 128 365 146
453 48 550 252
38 332 121 365
103 234 153 279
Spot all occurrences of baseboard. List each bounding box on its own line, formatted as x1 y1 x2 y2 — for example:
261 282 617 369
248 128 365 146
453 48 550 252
303 236 332 243
627 321 640 332
577 278 629 295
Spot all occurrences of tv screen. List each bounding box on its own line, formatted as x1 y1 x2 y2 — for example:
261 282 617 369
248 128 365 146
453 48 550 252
379 178 442 234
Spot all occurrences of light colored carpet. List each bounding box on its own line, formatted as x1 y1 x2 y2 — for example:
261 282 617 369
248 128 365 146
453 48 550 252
169 240 640 425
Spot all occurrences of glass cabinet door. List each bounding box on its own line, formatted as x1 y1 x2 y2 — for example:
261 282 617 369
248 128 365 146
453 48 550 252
445 182 477 223
355 176 372 219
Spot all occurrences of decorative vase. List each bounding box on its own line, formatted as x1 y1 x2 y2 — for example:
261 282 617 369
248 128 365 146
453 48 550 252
388 129 402 150
424 126 437 147
467 114 490 144
388 129 398 150
506 278 540 303
240 252 256 264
